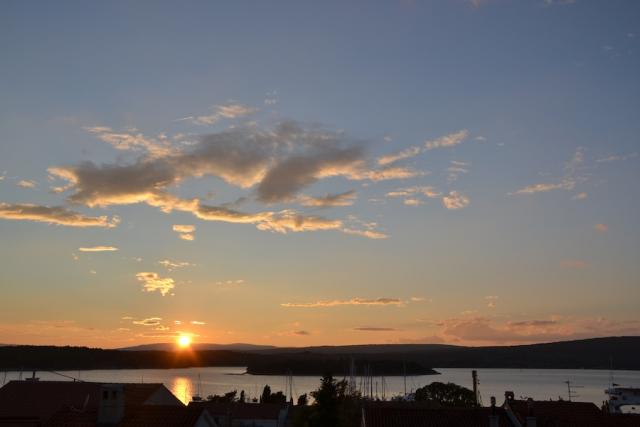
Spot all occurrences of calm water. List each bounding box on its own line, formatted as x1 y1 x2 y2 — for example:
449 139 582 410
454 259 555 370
3 368 639 406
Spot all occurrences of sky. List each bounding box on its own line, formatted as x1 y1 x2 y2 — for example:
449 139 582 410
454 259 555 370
0 0 639 349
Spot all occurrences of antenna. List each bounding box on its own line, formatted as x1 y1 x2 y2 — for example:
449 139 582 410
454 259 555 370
565 380 584 401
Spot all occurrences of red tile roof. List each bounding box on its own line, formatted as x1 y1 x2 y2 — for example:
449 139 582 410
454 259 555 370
120 405 209 427
0 381 179 424
506 399 603 427
188 401 284 420
362 404 512 427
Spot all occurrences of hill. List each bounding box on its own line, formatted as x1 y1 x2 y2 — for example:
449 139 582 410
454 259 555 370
119 343 277 352
0 337 638 374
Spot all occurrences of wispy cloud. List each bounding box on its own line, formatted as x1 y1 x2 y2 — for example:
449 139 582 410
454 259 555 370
376 130 469 166
158 259 195 270
78 246 118 252
178 103 258 125
135 272 175 296
596 152 637 163
353 326 398 331
377 146 422 166
425 130 469 150
0 203 120 228
281 297 403 308
299 191 357 207
512 147 585 196
132 317 162 326
17 180 37 189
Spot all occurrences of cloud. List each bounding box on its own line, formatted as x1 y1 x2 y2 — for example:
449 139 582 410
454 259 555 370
403 198 424 206
376 130 469 166
195 205 347 234
135 272 175 296
292 330 311 336
594 223 608 233
256 145 365 203
341 228 388 239
281 297 403 308
386 186 441 199
377 146 422 166
425 130 469 150
596 152 637 163
216 279 245 286
433 315 640 345
179 103 258 125
512 148 585 196
158 259 195 270
572 192 588 200
173 224 195 233
299 191 356 207
132 317 162 326
0 203 120 228
48 120 426 237
190 321 206 325
447 161 470 182
173 224 195 241
353 327 398 331
85 126 173 158
17 180 37 189
78 246 118 252
442 191 470 210
513 181 575 195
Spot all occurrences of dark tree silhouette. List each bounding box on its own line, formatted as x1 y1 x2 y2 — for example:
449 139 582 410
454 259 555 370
414 382 476 407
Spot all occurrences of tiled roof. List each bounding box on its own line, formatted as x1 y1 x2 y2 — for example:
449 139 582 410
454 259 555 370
188 401 283 420
0 381 176 424
120 405 209 427
362 404 512 427
507 399 604 427
44 406 211 427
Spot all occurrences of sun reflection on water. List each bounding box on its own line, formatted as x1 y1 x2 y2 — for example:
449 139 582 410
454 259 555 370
169 376 193 404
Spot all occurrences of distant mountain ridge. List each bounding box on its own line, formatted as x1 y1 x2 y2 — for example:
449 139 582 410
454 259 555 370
119 343 277 352
1 337 638 372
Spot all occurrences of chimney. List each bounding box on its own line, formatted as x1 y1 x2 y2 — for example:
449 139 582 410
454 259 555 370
489 396 499 427
526 398 536 427
97 384 125 426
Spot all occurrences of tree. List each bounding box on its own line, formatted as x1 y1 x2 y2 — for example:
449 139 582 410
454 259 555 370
413 382 476 407
206 390 238 403
297 393 308 406
260 384 287 404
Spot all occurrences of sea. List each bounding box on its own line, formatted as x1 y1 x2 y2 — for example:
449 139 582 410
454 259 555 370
3 367 640 407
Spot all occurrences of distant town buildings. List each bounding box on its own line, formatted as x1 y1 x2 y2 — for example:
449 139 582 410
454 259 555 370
0 380 638 427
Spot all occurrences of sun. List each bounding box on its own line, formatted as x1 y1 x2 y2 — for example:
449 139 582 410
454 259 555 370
177 335 191 348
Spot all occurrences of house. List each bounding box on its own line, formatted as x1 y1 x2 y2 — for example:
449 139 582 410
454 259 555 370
502 393 640 427
188 402 288 427
0 380 212 427
360 402 512 427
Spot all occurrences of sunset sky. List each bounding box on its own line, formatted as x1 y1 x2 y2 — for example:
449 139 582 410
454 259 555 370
1 0 639 348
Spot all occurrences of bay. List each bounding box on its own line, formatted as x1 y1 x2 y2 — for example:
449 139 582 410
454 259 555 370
3 368 639 407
